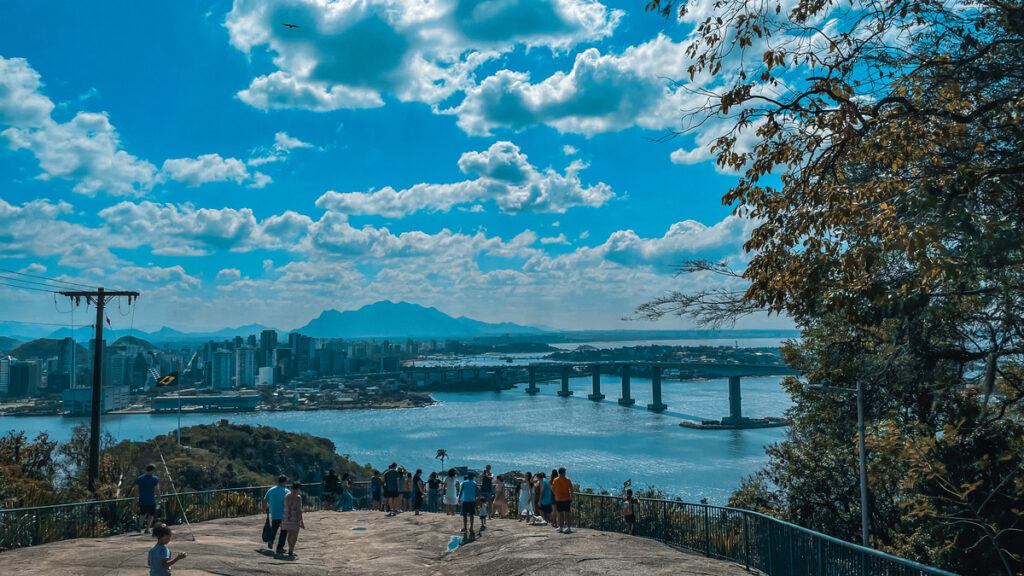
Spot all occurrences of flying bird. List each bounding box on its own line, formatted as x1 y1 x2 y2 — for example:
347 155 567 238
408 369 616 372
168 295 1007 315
282 23 299 29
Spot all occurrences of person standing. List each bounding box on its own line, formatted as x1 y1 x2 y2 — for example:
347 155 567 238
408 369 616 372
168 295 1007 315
322 469 339 511
412 469 425 515
443 468 459 515
479 464 494 517
538 472 555 525
339 472 354 511
383 463 401 514
459 472 478 539
492 475 510 518
427 471 440 513
401 468 413 512
370 470 383 511
551 467 573 534
621 488 637 535
133 465 160 534
147 524 186 576
281 482 305 557
517 472 534 522
263 476 290 552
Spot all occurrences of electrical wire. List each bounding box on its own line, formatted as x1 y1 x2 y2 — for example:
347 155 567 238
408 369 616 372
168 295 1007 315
0 280 60 294
0 268 96 289
0 274 71 291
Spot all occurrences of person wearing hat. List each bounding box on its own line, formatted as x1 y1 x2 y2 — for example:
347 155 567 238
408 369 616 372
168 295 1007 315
148 524 186 576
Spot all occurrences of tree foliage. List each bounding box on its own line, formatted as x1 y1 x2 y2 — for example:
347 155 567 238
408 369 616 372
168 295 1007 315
642 1 1024 573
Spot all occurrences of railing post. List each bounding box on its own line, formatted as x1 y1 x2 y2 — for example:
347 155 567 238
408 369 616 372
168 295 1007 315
704 506 710 557
744 513 750 569
816 537 824 576
767 522 774 576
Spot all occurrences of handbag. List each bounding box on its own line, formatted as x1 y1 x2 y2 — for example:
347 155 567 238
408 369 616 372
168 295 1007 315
261 513 272 543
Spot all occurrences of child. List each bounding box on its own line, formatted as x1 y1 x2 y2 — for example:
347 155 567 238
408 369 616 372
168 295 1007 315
621 489 637 536
477 492 488 532
148 524 186 576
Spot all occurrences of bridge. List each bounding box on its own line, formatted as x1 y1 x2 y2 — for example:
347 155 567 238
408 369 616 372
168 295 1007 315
394 361 800 428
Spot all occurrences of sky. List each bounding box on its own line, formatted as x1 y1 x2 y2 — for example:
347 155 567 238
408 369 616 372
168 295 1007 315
0 0 791 333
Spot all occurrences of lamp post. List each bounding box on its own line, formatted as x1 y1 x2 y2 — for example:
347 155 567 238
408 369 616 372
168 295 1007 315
810 379 870 547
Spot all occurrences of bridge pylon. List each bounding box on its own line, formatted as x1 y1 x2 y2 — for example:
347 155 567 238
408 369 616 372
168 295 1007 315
618 364 636 406
557 366 573 397
588 365 605 400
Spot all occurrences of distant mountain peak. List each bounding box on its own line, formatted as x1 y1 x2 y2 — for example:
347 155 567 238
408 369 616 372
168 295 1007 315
295 301 543 338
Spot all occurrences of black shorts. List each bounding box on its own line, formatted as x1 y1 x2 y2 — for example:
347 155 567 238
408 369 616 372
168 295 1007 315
539 503 552 514
384 489 398 498
139 504 156 515
555 500 571 512
625 515 636 524
460 501 476 517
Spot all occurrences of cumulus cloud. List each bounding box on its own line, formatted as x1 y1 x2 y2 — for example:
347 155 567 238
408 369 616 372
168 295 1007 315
315 141 613 216
0 57 55 128
225 0 621 111
161 153 270 188
216 268 242 281
452 34 694 136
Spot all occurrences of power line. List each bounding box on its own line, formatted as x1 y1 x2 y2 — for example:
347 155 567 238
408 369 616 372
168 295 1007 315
0 268 96 289
0 319 94 327
0 280 60 294
0 274 72 291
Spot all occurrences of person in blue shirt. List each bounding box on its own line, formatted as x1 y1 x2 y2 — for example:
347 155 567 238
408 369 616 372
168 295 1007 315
133 465 160 534
263 476 291 553
148 524 186 576
458 472 478 539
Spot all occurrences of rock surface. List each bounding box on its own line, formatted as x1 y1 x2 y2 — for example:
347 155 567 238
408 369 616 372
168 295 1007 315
0 510 751 575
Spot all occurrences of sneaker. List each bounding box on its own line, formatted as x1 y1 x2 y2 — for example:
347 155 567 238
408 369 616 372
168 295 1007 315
557 527 564 533
563 528 573 534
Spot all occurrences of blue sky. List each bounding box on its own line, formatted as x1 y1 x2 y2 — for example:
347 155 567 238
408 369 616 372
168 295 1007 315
0 0 786 332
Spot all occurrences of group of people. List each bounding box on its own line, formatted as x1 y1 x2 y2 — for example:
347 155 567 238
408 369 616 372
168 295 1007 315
511 468 575 533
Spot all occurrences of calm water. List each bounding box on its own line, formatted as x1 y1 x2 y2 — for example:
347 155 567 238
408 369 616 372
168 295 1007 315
0 376 792 504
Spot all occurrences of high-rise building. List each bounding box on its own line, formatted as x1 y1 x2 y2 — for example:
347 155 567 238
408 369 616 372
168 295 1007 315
58 337 76 378
9 360 41 396
235 347 256 388
259 330 278 368
272 346 292 383
108 353 129 388
0 356 10 396
212 349 233 389
289 333 313 375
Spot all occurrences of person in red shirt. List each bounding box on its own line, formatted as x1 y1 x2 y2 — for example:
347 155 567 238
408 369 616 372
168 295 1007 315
551 467 573 534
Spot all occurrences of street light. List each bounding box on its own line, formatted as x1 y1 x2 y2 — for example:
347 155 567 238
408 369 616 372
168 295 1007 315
809 379 870 547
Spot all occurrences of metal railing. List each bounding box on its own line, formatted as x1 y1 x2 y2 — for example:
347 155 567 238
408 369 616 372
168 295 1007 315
571 493 959 576
0 484 959 575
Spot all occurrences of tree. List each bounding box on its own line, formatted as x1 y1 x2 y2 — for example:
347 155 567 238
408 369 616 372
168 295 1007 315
641 1 1024 573
435 449 448 473
0 431 60 507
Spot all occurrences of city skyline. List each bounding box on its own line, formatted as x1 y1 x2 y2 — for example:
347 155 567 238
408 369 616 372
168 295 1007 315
0 0 789 332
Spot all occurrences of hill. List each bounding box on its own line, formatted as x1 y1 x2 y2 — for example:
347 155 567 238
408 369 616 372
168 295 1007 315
297 300 545 338
9 338 87 362
110 335 157 350
0 336 21 354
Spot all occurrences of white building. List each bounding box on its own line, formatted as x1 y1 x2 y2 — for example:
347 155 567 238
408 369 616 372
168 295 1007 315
257 366 274 387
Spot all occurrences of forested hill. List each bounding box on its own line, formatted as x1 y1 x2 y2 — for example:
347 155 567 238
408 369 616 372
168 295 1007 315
103 423 372 493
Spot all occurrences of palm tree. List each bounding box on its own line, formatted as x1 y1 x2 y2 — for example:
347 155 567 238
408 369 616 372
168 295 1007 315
435 449 448 472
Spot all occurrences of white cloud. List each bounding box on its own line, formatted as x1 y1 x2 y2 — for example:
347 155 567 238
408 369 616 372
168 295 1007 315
562 145 578 155
248 131 315 166
452 34 693 136
316 141 613 216
0 57 55 128
216 268 242 281
3 110 157 197
225 0 621 111
540 233 569 245
161 153 270 188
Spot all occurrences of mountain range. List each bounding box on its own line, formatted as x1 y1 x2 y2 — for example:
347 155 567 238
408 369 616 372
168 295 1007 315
0 301 542 343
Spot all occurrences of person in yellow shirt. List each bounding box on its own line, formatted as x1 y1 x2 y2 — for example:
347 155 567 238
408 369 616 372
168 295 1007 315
550 467 573 534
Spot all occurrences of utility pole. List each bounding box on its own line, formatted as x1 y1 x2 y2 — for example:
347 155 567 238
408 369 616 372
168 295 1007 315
59 287 139 493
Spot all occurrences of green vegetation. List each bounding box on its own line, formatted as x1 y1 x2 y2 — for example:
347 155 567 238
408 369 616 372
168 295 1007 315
642 1 1024 574
0 423 370 507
